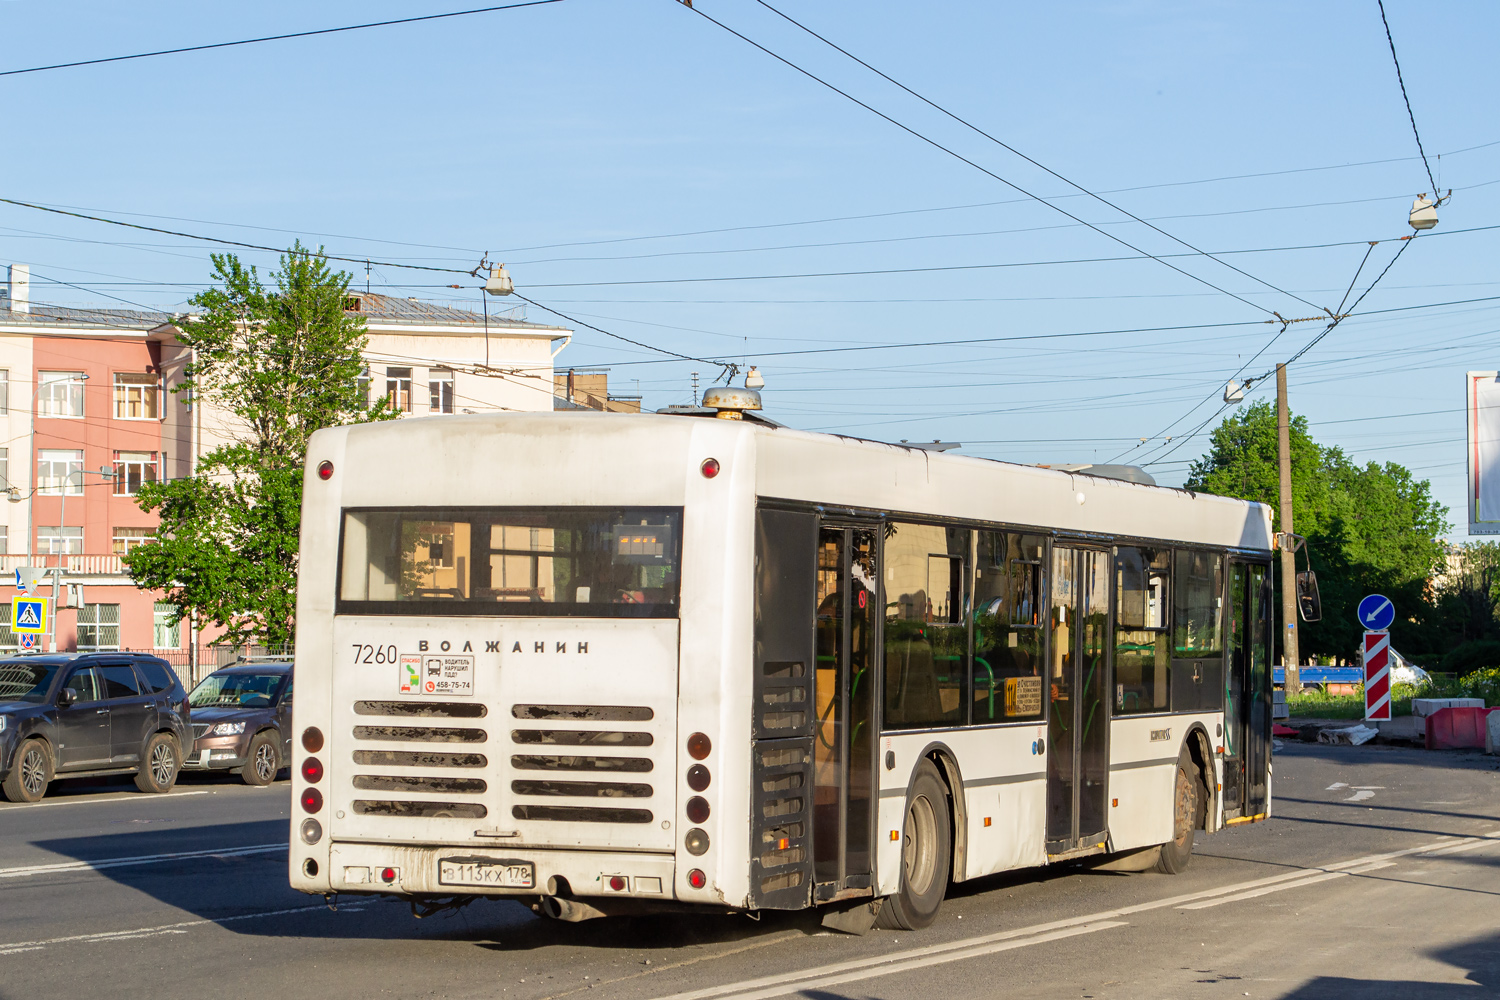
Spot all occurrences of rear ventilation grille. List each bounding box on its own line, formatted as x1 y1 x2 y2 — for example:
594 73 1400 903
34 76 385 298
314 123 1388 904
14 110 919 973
352 750 487 768
508 707 656 825
355 701 487 718
354 774 487 794
512 705 654 722
511 754 652 773
749 737 814 910
352 725 487 743
512 804 652 824
755 661 810 737
353 800 487 819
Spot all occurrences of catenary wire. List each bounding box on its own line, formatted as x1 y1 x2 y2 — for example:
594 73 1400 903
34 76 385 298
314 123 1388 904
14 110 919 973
0 1 567 78
1377 0 1440 195
677 2 1284 318
750 0 1327 314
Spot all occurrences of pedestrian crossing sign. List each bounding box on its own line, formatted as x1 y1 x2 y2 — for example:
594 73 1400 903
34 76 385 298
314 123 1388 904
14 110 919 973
11 596 47 634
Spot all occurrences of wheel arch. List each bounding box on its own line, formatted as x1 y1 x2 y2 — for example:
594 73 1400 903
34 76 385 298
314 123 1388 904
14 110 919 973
1179 724 1216 832
912 740 968 883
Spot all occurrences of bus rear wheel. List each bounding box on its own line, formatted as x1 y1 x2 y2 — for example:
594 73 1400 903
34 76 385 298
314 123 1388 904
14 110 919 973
1155 748 1199 874
877 759 951 930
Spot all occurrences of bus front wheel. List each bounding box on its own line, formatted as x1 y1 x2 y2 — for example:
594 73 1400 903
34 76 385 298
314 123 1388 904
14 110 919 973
877 759 951 930
1155 748 1199 874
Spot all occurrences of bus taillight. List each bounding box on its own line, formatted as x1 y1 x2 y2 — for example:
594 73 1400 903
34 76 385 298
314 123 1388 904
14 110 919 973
687 732 711 760
687 869 706 889
685 796 710 824
301 788 323 814
302 757 323 783
684 829 709 856
686 764 710 791
302 727 324 753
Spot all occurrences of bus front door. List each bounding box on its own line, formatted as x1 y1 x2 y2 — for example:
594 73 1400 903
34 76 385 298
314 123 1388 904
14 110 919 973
1046 545 1112 855
1225 562 1273 819
812 524 878 899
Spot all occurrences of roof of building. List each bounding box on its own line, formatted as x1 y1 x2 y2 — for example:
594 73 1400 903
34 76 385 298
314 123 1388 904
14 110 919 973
0 290 566 335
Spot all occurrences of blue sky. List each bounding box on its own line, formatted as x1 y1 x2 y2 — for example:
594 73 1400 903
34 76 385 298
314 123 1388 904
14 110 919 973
2 1 1496 535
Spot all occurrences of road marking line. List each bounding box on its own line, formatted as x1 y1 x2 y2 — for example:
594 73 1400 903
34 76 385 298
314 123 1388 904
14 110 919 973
1326 782 1348 790
1178 860 1398 909
0 843 287 881
653 922 1127 1000
0 901 369 955
1344 790 1376 802
651 832 1484 1000
1415 837 1500 858
0 790 210 810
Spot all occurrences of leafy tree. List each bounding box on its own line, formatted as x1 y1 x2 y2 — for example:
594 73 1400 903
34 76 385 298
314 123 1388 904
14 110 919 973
1186 401 1450 661
125 245 392 646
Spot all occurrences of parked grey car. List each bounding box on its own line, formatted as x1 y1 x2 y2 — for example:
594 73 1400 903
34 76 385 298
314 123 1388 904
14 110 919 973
0 653 191 803
182 662 292 785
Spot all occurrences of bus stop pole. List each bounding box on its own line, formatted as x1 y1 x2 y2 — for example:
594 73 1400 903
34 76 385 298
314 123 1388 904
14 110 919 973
1277 364 1301 695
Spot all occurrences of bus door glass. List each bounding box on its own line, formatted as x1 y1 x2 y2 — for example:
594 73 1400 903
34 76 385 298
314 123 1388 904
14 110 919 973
812 525 877 894
1046 546 1112 852
1225 561 1273 818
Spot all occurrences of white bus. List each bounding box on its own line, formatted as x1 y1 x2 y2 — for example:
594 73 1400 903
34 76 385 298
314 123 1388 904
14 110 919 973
289 393 1275 929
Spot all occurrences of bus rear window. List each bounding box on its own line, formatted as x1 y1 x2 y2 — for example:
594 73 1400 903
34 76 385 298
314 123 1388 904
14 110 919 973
337 508 682 617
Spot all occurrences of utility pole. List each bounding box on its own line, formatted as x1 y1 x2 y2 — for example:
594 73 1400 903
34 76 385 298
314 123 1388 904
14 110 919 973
1276 363 1300 694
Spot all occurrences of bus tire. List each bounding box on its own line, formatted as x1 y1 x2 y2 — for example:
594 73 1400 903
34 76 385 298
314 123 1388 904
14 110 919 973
876 759 951 930
1155 748 1198 874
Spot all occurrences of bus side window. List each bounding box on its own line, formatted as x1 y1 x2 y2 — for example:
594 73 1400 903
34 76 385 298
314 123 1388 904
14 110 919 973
1114 546 1170 714
971 532 1045 723
882 523 967 730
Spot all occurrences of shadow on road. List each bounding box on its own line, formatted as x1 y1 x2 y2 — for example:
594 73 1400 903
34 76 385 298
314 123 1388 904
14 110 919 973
1280 930 1500 998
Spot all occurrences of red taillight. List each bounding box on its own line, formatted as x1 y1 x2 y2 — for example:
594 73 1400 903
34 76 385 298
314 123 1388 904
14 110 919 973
301 757 323 783
687 764 710 792
687 732 711 760
700 458 720 479
381 867 397 883
609 875 626 891
686 796 710 824
687 868 707 889
302 727 324 753
300 788 323 813
317 460 334 480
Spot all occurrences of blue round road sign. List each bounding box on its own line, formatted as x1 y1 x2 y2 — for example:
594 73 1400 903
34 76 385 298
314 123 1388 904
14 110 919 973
1357 593 1395 631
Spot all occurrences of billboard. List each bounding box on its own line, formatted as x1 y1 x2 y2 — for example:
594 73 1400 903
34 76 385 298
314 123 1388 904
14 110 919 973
1467 372 1500 534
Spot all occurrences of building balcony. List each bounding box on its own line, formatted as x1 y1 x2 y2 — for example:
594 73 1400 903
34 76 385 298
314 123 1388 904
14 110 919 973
0 553 126 575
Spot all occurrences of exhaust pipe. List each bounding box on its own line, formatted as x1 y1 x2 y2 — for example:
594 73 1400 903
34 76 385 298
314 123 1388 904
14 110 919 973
539 896 608 923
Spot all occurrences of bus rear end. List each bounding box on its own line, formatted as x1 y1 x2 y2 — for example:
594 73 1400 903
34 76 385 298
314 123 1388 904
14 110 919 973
289 414 756 915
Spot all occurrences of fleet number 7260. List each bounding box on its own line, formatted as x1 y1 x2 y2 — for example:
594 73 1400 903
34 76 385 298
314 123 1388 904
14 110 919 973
352 644 399 664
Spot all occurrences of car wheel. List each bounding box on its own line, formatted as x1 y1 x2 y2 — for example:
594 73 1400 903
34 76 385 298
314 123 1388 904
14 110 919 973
2 739 52 803
135 733 180 794
875 758 952 930
242 731 280 786
1155 748 1199 874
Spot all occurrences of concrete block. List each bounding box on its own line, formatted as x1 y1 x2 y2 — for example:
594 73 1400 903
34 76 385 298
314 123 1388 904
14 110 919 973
1487 710 1500 755
1376 716 1420 741
1412 697 1484 717
1425 707 1496 751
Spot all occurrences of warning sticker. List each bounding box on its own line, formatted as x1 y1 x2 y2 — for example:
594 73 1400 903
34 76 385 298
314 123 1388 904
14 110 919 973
399 654 474 696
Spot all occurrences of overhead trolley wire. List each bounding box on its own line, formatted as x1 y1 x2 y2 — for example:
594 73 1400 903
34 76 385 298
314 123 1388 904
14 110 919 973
748 0 1328 315
1377 0 1440 195
676 3 1285 319
0 1 567 79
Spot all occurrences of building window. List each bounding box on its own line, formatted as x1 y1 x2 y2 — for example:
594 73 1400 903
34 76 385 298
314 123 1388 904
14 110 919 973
0 370 9 414
357 366 371 407
0 604 17 652
38 526 82 554
0 526 7 554
77 603 121 651
113 451 158 495
38 449 83 495
113 372 159 419
113 527 153 555
38 371 85 417
386 367 413 412
429 368 455 414
0 447 8 490
153 602 181 649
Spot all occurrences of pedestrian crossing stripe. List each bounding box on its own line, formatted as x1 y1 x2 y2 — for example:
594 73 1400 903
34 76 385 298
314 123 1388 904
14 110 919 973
11 596 47 634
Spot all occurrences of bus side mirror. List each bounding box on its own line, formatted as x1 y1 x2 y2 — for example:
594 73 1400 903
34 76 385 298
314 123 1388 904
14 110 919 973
1296 570 1322 623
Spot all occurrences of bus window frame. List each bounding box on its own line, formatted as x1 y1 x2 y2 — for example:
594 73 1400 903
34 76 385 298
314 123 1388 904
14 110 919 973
333 504 685 619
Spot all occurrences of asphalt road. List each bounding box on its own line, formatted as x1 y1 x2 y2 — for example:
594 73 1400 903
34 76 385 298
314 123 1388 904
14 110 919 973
1 743 1497 1000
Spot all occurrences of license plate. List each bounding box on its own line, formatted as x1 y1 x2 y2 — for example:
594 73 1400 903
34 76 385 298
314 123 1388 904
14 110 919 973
438 859 535 888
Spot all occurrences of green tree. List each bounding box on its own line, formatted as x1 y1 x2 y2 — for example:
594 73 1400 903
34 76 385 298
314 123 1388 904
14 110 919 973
124 245 392 646
1186 401 1450 660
